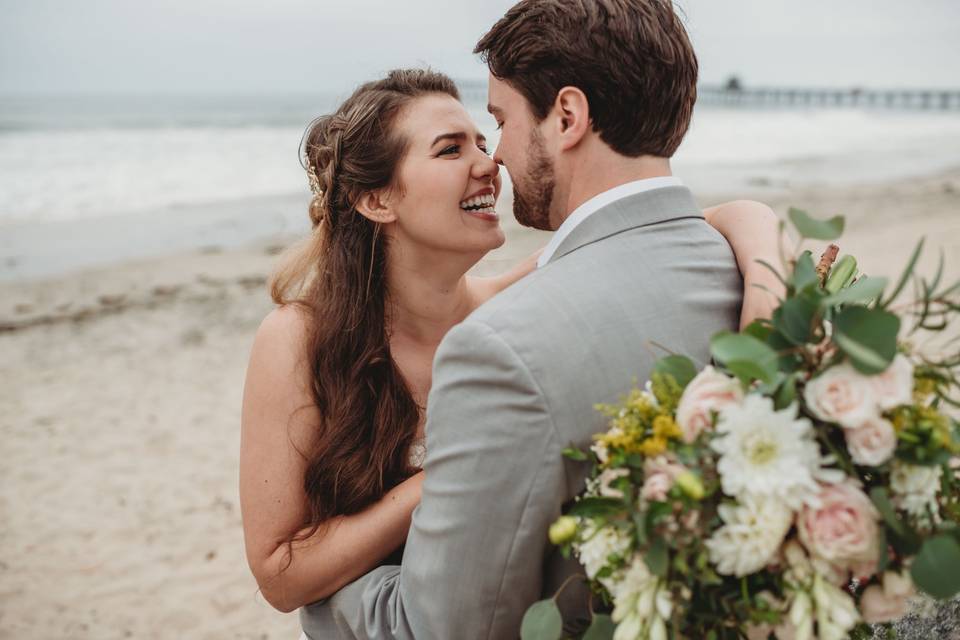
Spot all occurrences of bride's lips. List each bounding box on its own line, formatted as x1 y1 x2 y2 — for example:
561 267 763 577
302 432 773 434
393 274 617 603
460 187 499 222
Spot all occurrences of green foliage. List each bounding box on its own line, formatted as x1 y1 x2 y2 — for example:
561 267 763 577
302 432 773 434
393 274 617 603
832 306 900 374
788 207 845 240
710 332 779 384
644 537 669 577
653 355 698 389
870 487 921 555
911 535 960 600
791 250 819 291
581 614 616 640
881 238 924 307
824 255 858 293
567 497 625 518
563 447 589 461
822 275 888 307
772 295 819 345
520 599 563 640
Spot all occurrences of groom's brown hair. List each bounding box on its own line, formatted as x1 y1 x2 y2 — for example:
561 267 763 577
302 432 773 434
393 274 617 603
475 0 697 158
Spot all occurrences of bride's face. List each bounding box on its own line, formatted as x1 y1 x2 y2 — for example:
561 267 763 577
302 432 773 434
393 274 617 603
385 94 505 256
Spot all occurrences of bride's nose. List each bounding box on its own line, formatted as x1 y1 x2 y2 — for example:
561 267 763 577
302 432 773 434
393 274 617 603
472 152 499 182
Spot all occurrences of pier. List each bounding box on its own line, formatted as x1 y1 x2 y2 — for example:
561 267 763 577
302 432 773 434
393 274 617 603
697 84 960 110
456 78 960 110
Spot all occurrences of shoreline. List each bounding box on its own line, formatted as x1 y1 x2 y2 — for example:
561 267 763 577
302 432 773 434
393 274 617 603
3 167 959 333
1 168 958 639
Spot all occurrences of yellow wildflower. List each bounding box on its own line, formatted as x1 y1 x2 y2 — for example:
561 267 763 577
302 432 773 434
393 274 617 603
652 415 682 440
639 436 668 457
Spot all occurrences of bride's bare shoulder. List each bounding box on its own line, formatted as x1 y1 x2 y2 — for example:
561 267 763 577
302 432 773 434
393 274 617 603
248 304 314 384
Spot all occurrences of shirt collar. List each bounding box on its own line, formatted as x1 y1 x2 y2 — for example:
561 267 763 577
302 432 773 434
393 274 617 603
536 176 684 268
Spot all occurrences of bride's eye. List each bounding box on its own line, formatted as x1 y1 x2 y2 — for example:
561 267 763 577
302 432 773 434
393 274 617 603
438 144 460 156
478 144 490 155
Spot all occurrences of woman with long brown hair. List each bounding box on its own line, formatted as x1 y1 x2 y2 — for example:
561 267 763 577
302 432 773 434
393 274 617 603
238 68 782 614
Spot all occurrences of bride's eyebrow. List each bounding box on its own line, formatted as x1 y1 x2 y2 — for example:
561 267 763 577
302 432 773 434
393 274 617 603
430 132 485 147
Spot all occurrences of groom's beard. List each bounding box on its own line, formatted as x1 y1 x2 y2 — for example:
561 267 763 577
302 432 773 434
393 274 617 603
511 128 555 231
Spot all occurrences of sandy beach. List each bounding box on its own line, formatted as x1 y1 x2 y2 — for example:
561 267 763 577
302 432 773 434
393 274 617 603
2 169 959 639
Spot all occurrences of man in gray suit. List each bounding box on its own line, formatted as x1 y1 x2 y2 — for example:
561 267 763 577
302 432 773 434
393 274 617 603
302 0 741 637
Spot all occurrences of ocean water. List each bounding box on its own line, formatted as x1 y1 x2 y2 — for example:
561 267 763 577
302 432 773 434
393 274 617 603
2 92 960 280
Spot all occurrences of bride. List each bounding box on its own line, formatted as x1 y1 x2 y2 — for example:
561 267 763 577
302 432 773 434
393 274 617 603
239 68 783 613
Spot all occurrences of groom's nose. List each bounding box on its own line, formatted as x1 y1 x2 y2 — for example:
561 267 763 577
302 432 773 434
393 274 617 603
492 143 504 167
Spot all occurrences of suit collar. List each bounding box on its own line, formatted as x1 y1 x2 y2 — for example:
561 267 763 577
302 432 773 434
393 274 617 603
544 185 703 266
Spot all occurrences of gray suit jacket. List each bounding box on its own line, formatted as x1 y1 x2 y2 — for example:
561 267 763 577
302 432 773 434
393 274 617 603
301 186 741 639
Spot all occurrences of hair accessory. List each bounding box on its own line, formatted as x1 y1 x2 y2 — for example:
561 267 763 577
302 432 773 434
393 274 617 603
306 163 323 196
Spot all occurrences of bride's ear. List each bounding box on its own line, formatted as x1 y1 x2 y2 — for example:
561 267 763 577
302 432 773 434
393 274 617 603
553 86 590 151
355 190 398 224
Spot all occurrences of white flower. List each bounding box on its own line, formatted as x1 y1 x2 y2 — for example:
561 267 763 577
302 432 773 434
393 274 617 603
575 523 632 580
610 555 672 640
591 440 610 465
598 468 631 499
705 494 793 577
811 572 860 640
803 362 878 428
891 461 942 520
872 354 914 411
844 416 897 466
675 366 744 443
711 396 827 509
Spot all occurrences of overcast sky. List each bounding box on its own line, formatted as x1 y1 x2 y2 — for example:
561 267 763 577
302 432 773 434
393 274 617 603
1 0 958 95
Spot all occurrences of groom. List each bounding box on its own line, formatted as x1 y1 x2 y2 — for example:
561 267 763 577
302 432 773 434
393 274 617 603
302 1 741 637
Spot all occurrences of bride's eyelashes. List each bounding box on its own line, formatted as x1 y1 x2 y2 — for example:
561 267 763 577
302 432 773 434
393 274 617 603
437 143 491 157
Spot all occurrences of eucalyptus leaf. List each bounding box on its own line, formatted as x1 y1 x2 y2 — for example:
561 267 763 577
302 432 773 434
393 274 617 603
788 207 845 240
743 320 773 342
773 375 797 410
911 535 960 600
772 295 819 345
792 251 819 291
823 276 889 307
833 307 900 374
520 599 563 640
582 614 616 640
710 332 779 384
645 537 669 577
653 355 698 389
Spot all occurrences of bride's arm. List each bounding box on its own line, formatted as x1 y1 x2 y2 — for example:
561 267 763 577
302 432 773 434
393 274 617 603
703 200 787 329
240 306 422 613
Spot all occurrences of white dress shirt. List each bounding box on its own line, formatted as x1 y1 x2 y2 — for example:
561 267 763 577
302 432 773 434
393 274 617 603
536 176 684 268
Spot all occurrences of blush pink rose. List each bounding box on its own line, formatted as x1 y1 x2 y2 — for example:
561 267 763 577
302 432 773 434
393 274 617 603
641 457 686 502
845 416 897 466
861 571 915 623
871 354 914 411
803 363 878 428
675 366 743 443
797 482 881 578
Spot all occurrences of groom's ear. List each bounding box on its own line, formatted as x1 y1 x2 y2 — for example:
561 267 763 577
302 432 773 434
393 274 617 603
355 190 398 224
552 86 590 151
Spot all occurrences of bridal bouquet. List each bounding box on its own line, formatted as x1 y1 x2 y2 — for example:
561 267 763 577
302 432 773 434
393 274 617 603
523 210 960 640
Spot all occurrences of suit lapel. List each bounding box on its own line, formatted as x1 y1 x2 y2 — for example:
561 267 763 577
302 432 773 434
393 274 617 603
546 186 703 266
